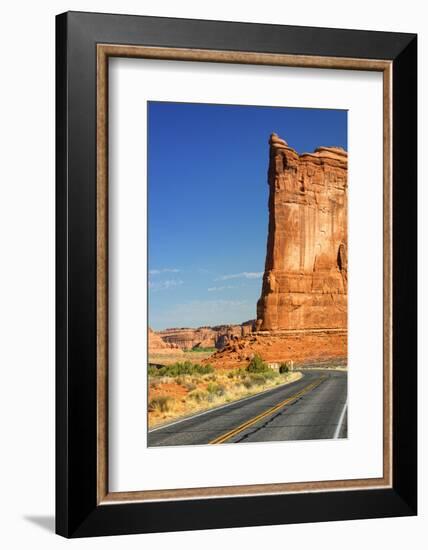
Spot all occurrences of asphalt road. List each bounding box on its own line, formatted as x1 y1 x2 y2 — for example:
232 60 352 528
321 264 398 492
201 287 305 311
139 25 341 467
148 369 347 447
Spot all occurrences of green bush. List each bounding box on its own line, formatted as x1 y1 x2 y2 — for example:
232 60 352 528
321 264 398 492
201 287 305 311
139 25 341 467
246 354 269 373
148 366 160 376
263 369 279 380
148 361 214 378
279 361 293 374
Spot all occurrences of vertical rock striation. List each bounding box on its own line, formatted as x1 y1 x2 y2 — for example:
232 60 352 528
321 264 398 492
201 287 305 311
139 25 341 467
257 133 348 331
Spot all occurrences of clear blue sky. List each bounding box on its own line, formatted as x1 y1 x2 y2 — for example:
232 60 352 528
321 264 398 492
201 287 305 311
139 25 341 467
148 101 347 330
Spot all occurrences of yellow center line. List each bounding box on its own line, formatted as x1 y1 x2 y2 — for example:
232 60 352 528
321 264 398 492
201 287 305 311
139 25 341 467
209 376 326 445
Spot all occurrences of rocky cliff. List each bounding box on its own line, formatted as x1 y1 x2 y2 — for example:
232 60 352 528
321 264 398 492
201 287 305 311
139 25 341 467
206 133 348 369
256 133 348 331
158 321 255 350
148 328 184 355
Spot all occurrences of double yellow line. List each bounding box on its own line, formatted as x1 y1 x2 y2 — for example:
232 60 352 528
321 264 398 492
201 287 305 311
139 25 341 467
209 376 326 445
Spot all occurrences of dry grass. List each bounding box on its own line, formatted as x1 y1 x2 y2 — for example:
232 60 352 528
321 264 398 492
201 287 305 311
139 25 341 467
149 348 215 366
148 368 302 428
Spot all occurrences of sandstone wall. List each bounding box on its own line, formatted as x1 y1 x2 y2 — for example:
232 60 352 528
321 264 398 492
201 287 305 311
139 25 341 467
148 328 183 355
158 321 255 350
257 133 348 331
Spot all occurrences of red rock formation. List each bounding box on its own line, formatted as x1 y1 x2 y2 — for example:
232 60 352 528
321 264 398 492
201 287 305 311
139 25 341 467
205 133 348 369
206 329 347 370
156 327 216 350
158 321 255 350
214 321 254 349
148 328 183 355
257 133 348 331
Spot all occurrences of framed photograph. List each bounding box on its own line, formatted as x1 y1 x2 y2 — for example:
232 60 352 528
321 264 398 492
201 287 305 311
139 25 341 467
56 11 417 537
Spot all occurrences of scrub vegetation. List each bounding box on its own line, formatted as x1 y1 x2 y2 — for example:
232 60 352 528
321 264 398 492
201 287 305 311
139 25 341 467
148 356 301 428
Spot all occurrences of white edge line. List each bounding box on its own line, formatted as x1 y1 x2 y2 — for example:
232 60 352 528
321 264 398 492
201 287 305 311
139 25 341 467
333 400 348 439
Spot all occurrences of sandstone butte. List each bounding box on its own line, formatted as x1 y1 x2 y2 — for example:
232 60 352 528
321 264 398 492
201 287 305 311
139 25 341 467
148 328 183 356
206 132 348 369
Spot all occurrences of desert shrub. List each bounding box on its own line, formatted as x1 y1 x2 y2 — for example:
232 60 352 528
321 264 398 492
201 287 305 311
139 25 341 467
228 368 246 379
230 369 241 379
279 361 293 374
148 395 172 413
188 389 209 403
148 366 160 376
247 354 269 373
150 361 214 378
263 369 278 380
242 378 254 390
206 382 225 396
248 373 266 386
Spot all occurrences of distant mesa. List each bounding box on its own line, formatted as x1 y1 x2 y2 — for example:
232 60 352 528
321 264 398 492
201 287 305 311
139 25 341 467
155 321 256 351
148 328 183 355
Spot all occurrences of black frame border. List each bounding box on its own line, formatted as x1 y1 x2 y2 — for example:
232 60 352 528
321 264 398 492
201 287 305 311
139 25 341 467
56 11 417 538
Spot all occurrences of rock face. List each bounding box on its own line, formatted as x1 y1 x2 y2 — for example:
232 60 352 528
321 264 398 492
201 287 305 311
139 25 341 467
215 321 254 349
158 327 216 350
256 133 348 331
205 133 348 369
158 321 255 350
148 328 183 355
